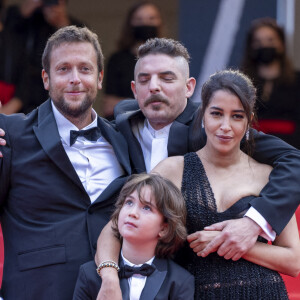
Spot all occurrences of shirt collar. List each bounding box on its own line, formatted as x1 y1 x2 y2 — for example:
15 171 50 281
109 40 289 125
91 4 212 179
51 101 98 146
145 119 172 138
121 250 155 267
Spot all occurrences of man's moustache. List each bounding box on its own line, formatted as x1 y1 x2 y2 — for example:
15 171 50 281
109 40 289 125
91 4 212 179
144 96 169 106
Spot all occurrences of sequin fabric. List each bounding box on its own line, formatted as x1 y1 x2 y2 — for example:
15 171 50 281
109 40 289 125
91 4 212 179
177 152 289 300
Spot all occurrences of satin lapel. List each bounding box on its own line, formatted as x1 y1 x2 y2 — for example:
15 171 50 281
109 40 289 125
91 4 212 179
116 110 146 173
32 100 85 192
168 121 189 156
120 278 130 300
119 260 130 300
168 100 200 156
97 117 131 175
175 100 199 124
140 258 167 300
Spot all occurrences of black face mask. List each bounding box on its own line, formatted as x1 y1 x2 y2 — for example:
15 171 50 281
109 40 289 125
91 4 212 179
132 25 158 42
250 47 280 65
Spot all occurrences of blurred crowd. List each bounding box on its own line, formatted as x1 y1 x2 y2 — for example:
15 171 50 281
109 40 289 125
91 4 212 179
0 0 83 114
1 1 300 148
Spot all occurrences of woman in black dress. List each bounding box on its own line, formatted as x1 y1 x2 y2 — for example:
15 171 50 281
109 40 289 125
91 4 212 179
153 69 300 299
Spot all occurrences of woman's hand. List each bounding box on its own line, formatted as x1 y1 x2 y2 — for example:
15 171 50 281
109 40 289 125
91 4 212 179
187 230 220 256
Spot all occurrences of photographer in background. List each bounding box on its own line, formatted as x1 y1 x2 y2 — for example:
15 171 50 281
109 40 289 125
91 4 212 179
0 0 84 114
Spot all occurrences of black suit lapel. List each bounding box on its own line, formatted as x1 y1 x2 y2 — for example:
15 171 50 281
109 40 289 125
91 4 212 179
33 100 86 193
140 258 167 300
168 100 200 156
116 110 146 173
119 260 130 300
120 278 130 300
97 117 131 175
168 120 189 156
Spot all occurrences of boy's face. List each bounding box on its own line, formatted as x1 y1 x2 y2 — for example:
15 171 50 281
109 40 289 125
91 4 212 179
118 186 167 246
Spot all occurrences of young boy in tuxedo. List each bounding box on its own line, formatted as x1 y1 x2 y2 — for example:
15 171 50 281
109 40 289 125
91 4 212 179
73 173 194 299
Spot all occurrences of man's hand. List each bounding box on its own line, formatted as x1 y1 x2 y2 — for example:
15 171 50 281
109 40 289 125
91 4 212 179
199 217 262 261
187 230 219 255
0 129 6 158
96 268 122 300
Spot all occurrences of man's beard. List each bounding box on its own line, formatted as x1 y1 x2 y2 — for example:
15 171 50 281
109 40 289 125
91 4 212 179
51 93 96 119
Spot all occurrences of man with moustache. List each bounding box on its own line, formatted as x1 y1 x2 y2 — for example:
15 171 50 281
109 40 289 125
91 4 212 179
0 26 131 299
95 38 300 300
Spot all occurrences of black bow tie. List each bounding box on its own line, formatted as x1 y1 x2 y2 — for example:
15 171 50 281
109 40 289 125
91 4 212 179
70 127 101 146
119 264 156 279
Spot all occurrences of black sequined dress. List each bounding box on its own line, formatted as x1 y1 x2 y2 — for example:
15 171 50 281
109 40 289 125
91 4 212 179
176 152 289 300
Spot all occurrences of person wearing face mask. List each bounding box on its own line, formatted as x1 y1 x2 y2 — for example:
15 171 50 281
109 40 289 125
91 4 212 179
241 17 300 149
102 1 163 120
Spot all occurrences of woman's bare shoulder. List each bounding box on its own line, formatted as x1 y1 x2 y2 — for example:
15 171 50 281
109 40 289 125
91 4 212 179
151 156 184 185
152 156 184 174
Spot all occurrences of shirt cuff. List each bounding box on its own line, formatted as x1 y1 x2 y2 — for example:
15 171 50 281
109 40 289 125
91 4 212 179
244 207 276 241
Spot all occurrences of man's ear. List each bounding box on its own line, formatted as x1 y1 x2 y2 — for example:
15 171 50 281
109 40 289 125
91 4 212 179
42 69 50 91
97 70 104 90
131 81 137 99
185 77 196 99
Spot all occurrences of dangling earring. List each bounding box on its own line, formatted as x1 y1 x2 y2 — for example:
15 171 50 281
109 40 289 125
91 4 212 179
245 128 249 140
202 121 205 128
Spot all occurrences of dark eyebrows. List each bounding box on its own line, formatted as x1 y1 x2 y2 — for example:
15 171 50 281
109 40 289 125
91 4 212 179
137 72 150 78
159 71 176 77
137 71 177 78
209 106 223 111
209 106 245 113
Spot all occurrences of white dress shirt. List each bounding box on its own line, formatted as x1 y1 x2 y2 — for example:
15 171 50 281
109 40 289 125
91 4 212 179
52 102 125 203
132 119 172 172
245 207 276 240
121 252 155 300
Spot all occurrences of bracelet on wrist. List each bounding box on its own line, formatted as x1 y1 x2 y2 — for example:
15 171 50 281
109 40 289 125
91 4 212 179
96 260 120 277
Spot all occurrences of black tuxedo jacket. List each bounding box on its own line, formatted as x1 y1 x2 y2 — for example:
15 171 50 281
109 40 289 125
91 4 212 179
113 99 300 235
73 258 194 300
0 100 131 300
